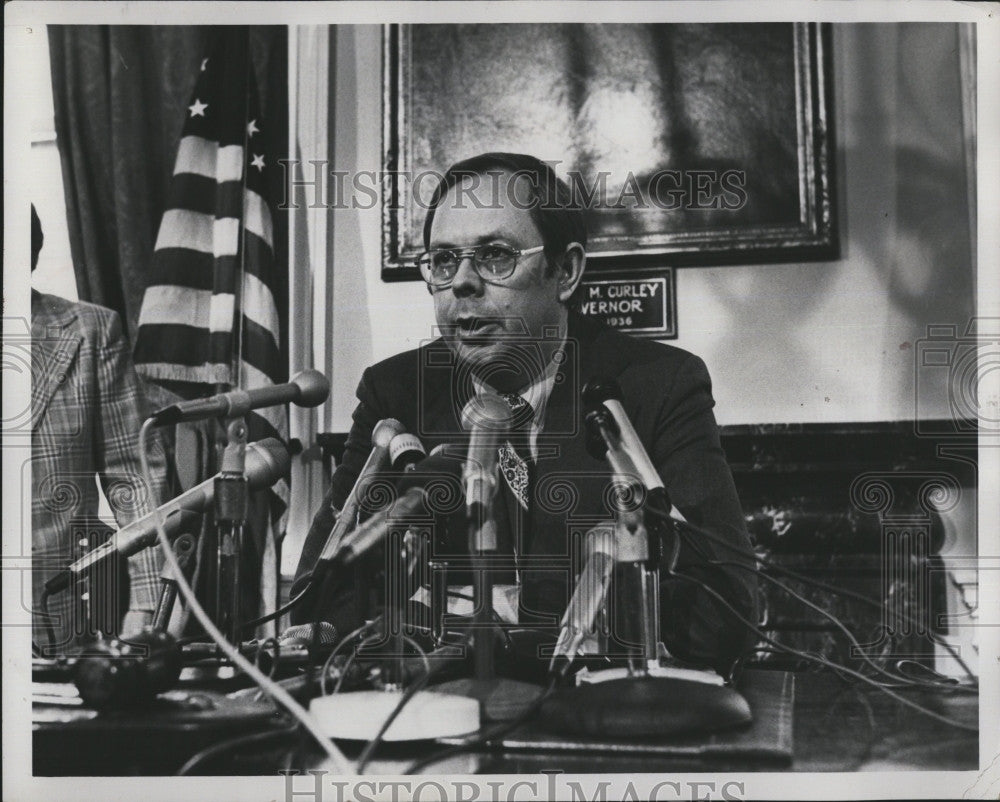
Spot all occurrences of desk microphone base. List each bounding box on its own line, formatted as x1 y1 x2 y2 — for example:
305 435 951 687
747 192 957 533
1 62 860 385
540 675 752 738
309 689 479 741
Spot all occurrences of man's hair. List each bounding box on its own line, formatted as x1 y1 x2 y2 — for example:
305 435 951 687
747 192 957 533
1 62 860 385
31 204 44 271
422 152 587 307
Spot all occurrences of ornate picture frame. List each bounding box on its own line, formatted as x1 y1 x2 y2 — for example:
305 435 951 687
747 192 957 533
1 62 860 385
382 22 836 284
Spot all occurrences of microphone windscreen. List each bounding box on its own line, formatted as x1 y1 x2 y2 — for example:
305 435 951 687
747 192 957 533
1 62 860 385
246 438 291 487
460 393 513 433
291 369 331 408
279 621 338 647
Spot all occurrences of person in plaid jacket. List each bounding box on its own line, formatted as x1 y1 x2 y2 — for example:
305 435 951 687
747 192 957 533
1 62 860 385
31 205 170 652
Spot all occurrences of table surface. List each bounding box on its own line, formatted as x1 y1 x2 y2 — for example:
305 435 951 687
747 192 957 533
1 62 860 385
32 667 979 776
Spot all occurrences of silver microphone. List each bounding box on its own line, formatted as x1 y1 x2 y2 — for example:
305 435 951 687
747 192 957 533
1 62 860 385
551 527 618 677
316 418 406 564
334 487 426 566
151 370 329 425
45 439 290 594
460 394 512 529
583 379 686 523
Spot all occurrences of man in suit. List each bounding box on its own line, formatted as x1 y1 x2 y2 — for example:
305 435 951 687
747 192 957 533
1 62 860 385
31 205 170 652
293 154 757 676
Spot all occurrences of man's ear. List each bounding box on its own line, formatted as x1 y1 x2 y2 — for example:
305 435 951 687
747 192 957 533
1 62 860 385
556 242 586 304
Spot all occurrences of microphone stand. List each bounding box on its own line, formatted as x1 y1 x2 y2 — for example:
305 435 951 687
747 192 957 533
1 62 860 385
587 404 663 673
535 407 751 739
215 418 249 645
467 464 499 693
151 533 197 632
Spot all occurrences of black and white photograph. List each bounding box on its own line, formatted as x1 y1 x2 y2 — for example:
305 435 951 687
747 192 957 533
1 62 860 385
3 2 997 801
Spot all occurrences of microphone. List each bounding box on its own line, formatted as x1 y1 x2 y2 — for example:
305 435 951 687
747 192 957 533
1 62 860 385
389 431 426 472
252 622 340 675
45 439 290 594
334 486 426 566
335 448 467 565
305 446 464 600
551 527 618 678
314 419 407 568
278 621 339 647
460 394 512 519
74 627 183 710
150 369 329 425
582 378 685 523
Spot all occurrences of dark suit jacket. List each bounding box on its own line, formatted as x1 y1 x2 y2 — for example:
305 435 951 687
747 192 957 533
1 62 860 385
294 314 757 673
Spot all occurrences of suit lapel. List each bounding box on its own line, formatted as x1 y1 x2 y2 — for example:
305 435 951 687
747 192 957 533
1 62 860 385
31 293 83 429
415 339 472 450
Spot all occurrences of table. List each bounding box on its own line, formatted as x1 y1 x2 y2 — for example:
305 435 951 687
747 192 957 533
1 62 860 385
32 667 978 775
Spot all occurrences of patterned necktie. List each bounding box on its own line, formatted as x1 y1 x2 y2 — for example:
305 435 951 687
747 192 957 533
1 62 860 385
498 394 533 510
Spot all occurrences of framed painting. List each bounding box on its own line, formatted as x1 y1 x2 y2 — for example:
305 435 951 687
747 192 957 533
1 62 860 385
382 22 836 283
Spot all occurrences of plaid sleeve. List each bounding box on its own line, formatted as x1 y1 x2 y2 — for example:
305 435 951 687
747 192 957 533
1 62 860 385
91 308 171 613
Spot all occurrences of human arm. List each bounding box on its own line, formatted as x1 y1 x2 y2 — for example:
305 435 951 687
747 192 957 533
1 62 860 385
290 366 386 630
646 353 759 673
90 308 171 630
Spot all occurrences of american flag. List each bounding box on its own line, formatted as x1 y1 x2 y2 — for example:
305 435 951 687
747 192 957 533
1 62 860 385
133 29 289 615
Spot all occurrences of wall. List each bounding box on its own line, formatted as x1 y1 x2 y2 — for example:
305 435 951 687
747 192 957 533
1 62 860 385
320 23 976 431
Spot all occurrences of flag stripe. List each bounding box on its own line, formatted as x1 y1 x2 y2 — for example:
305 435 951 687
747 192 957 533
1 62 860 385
134 323 235 368
174 136 245 183
209 292 236 333
241 229 276 284
167 174 243 218
135 318 282 381
137 285 215 328
241 271 280 348
145 234 273 290
154 210 243 257
141 249 238 293
135 361 232 385
244 188 274 249
240 315 283 381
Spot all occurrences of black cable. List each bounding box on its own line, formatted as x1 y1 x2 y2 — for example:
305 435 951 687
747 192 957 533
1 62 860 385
176 721 301 775
355 655 441 773
645 502 977 682
708 558 976 693
663 562 977 732
242 582 313 630
405 677 559 775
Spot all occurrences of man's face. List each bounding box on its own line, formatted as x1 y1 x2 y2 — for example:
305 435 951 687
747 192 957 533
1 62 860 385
428 172 568 380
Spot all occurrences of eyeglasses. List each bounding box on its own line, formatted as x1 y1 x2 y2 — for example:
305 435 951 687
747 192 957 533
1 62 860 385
418 243 545 288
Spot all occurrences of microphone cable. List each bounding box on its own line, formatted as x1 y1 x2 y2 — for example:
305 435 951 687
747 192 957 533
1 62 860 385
138 418 356 775
241 582 313 630
642 497 978 684
319 619 382 697
705 557 976 693
176 719 301 775
652 523 978 733
353 633 440 774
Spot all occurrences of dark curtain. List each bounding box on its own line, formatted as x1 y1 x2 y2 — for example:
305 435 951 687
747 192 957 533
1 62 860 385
48 25 288 341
